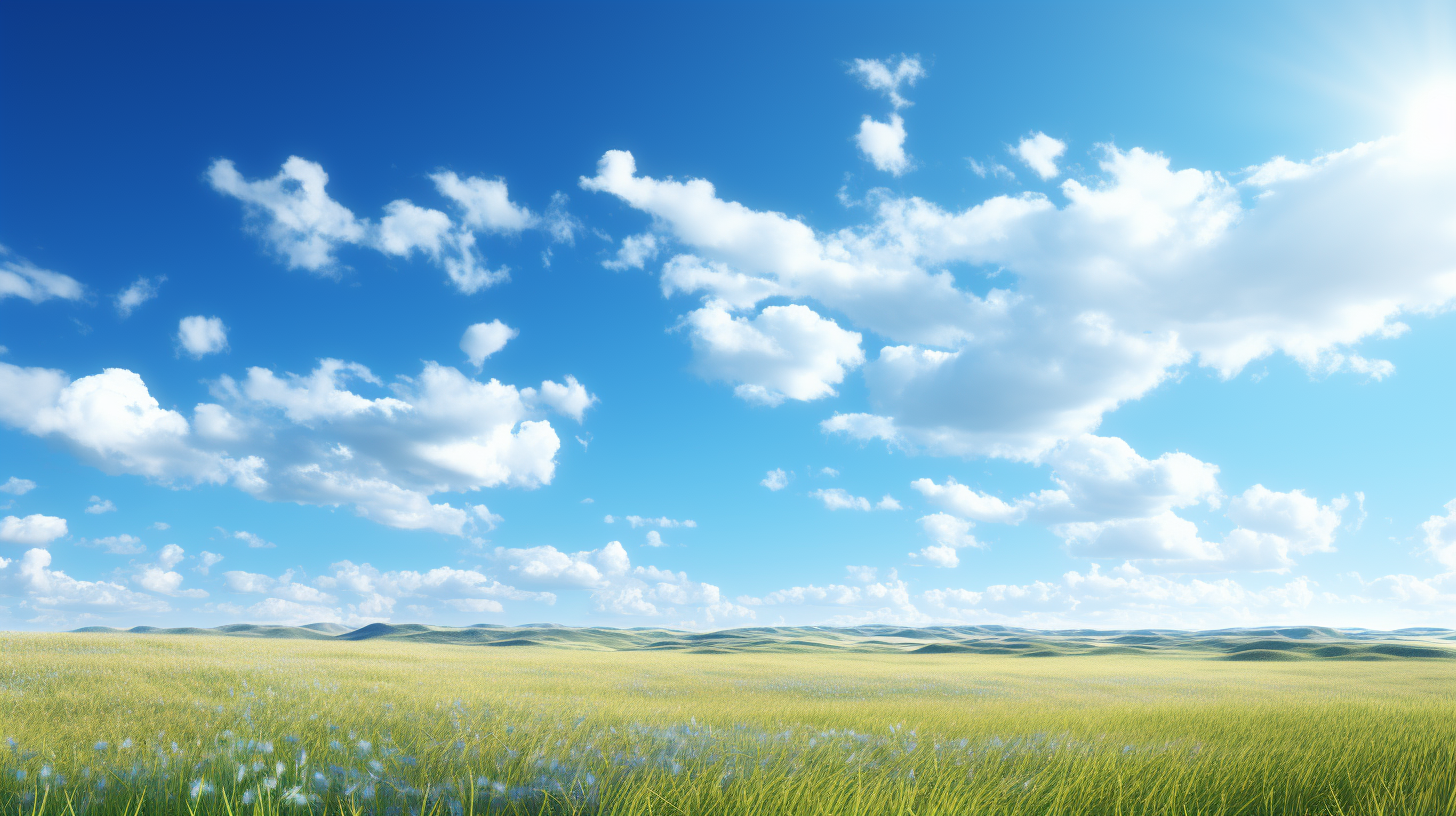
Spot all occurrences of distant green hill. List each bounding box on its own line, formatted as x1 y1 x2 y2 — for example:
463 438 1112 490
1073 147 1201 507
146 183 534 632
63 621 1456 659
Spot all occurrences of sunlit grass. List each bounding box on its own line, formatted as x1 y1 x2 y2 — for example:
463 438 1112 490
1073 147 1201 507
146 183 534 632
2 632 1454 814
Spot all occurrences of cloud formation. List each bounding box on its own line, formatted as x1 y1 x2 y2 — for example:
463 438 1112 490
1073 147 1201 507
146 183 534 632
0 246 84 305
585 126 1456 462
0 355 590 537
178 316 229 358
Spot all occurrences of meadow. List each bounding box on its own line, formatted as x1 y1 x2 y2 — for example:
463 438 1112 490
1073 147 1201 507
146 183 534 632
2 628 1455 815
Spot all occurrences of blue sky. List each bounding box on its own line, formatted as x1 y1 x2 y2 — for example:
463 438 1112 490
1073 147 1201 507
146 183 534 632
3 1 1456 630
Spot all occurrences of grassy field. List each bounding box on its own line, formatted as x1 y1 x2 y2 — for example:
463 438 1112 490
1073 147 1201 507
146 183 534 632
2 631 1455 815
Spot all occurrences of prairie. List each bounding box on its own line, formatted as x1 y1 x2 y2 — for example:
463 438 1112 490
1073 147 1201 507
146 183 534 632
2 628 1455 815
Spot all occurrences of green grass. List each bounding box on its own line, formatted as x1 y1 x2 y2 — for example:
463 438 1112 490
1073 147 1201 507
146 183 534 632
2 632 1455 815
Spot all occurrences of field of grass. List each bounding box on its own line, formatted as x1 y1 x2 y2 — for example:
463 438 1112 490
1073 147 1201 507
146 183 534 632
3 630 1455 815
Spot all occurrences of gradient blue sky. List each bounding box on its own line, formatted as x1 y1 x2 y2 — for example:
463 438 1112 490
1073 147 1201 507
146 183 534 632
3 1 1456 630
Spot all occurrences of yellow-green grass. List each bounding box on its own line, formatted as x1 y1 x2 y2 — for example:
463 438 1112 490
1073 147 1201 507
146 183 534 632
2 632 1454 815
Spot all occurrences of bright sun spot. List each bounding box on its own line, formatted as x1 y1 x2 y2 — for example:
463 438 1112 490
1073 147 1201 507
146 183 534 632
1401 77 1456 155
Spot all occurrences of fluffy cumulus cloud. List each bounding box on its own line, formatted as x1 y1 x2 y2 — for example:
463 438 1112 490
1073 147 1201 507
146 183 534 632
911 434 1345 573
0 514 68 546
0 246 84 304
1423 499 1456 569
915 512 980 567
583 117 1456 463
680 301 864 406
210 157 572 294
761 468 788 491
0 548 170 623
0 355 592 537
177 316 229 358
856 114 911 176
85 496 116 514
1013 132 1067 180
460 320 518 368
135 543 207 599
195 551 224 575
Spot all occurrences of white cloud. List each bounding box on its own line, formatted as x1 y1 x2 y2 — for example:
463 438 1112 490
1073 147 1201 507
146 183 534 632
911 436 1340 573
0 477 35 496
0 246 84 304
460 320 519 368
196 551 224 574
915 512 980 567
487 541 745 622
223 569 333 603
234 531 276 549
177 316 229 358
234 358 408 423
625 516 695 529
150 521 170 530
115 276 163 317
233 597 344 626
209 157 512 294
133 545 206 599
761 468 788 491
749 571 917 621
493 541 628 589
681 301 864 406
875 495 902 510
1057 484 1346 573
317 560 552 615
603 233 660 270
1013 132 1067 180
430 171 538 234
157 544 184 569
661 255 785 311
645 530 666 547
849 56 925 110
811 488 871 511
85 534 145 555
1422 499 1456 569
820 467 839 477
0 356 580 538
443 598 504 614
207 157 369 271
1227 485 1344 555
85 496 116 514
588 130 1456 463
856 114 911 176
913 435 1221 526
0 548 169 618
537 375 597 422
918 562 1320 629
0 364 233 484
375 199 452 256
0 514 68 546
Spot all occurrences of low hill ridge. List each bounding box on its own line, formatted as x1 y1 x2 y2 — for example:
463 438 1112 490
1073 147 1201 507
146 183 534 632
61 622 1456 659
